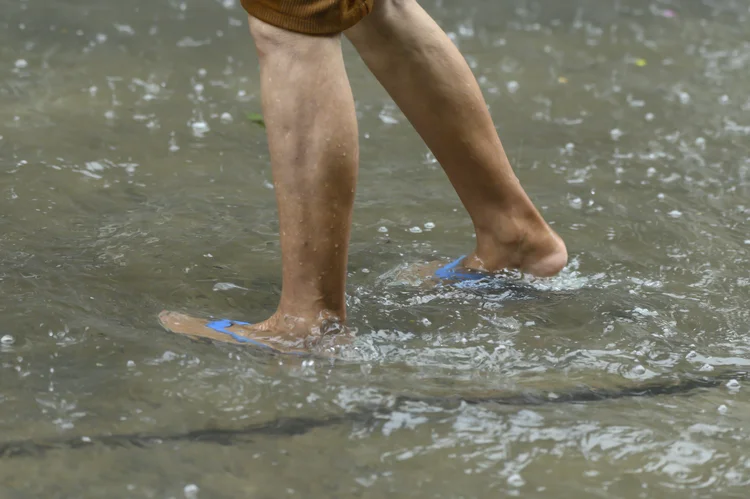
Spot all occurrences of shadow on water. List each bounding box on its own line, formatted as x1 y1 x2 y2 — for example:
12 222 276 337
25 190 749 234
2 368 748 459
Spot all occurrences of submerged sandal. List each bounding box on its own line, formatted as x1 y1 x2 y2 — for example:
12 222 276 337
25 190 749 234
434 255 491 286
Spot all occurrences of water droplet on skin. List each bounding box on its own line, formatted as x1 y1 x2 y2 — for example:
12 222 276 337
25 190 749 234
1 335 14 345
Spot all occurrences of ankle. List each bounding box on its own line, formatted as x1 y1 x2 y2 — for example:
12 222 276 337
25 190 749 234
272 305 347 335
468 210 567 276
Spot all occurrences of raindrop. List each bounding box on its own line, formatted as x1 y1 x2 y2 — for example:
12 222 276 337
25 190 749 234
507 474 525 487
213 282 248 292
726 379 741 390
184 484 199 499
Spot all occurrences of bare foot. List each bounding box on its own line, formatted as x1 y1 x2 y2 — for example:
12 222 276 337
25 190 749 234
158 311 352 356
467 223 568 278
389 218 567 286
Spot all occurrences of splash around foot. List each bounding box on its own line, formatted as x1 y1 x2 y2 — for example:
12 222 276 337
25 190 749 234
158 311 353 357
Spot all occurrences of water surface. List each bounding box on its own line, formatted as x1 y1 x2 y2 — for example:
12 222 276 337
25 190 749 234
1 0 750 497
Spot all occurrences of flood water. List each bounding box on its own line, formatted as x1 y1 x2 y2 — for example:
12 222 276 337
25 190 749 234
1 0 750 497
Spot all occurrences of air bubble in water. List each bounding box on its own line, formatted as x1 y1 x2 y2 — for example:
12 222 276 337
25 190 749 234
220 112 233 124
726 379 741 390
632 365 646 375
424 222 435 230
1 335 14 345
378 226 388 233
15 59 28 69
718 404 728 415
409 226 423 234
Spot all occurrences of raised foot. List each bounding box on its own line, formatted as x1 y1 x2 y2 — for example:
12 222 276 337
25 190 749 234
158 311 352 356
468 224 568 278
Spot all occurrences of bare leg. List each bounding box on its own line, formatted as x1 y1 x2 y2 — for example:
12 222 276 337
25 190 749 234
346 0 567 277
161 17 358 351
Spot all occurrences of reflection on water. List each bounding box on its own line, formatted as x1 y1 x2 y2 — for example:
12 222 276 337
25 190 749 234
1 0 750 497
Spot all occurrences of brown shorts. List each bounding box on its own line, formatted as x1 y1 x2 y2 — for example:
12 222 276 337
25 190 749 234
241 0 374 35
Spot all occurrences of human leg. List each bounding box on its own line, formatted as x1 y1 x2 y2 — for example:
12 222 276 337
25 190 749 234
346 0 567 277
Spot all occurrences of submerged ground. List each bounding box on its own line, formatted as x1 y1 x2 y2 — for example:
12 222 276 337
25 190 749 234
1 0 750 497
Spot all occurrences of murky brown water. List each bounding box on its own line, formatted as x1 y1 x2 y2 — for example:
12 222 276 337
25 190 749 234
1 0 750 497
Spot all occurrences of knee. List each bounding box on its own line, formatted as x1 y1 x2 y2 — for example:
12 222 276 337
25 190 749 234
374 0 415 15
248 15 339 63
248 16 290 60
